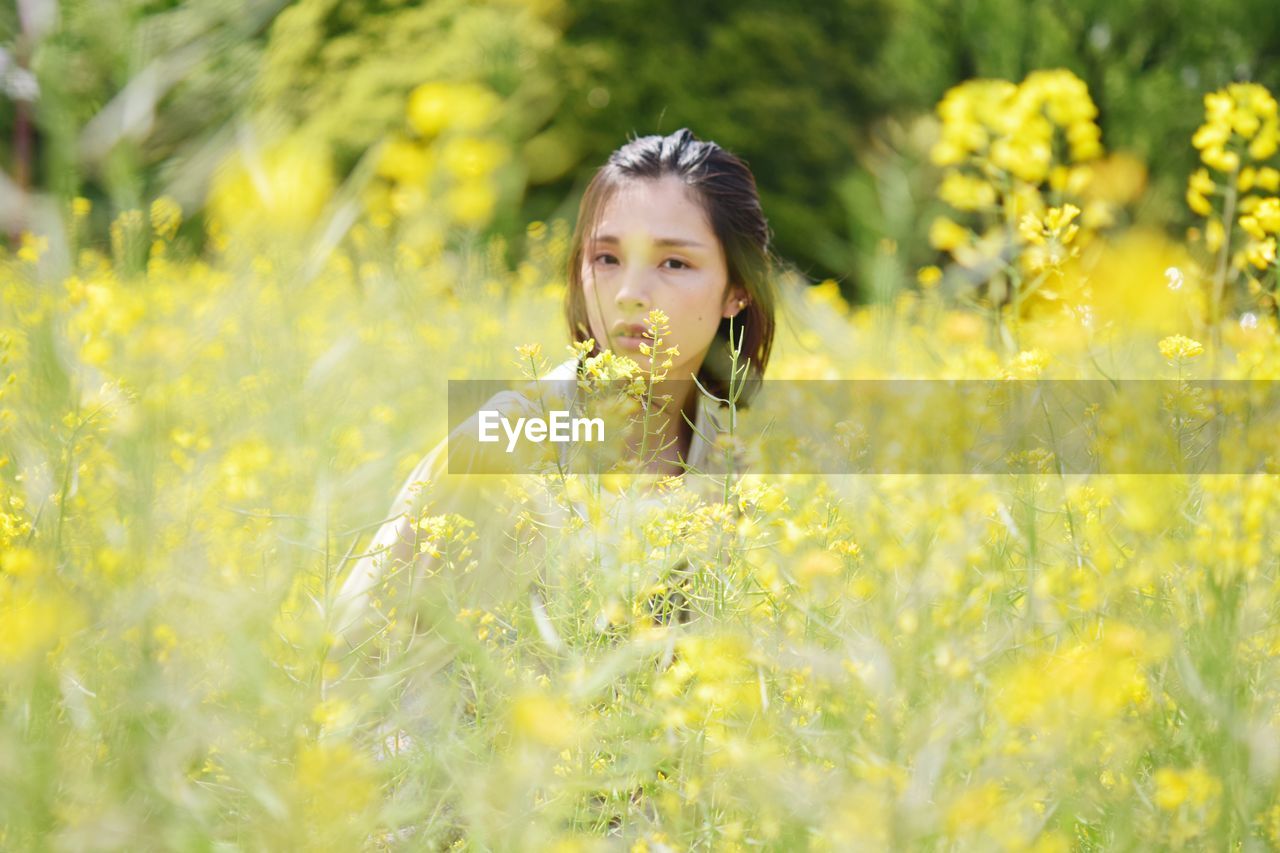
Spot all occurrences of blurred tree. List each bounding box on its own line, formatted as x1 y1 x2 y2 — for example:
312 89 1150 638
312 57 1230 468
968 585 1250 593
1 0 286 230
254 0 565 166
528 0 893 284
9 0 1280 300
251 0 567 252
842 0 1280 301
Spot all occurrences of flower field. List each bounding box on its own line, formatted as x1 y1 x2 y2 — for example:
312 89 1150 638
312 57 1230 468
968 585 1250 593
4 67 1280 851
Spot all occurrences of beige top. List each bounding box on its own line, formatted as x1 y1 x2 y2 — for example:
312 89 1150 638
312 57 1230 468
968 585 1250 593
327 357 733 674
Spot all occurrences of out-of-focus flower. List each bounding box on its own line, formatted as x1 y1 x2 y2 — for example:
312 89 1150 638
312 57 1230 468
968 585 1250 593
149 196 182 242
446 180 498 229
929 217 970 252
510 691 575 747
207 135 335 244
376 136 434 186
1193 83 1278 173
439 136 509 181
408 81 501 138
1158 334 1205 362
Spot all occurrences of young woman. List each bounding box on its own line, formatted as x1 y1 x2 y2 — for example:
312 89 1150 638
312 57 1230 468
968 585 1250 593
558 126 776 475
327 128 779 746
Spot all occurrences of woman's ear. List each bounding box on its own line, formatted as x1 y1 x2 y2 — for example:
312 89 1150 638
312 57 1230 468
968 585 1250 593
721 284 750 318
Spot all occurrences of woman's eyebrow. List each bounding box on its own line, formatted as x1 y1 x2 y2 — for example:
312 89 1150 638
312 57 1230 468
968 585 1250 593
593 234 707 249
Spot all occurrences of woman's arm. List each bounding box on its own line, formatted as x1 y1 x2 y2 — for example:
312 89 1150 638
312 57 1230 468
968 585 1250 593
326 389 555 672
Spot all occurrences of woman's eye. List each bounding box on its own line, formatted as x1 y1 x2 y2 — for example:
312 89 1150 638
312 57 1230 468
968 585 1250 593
593 253 619 266
662 258 690 270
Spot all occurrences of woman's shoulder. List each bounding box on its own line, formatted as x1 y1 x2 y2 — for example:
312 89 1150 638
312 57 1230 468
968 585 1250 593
444 357 582 474
479 357 580 415
542 357 581 382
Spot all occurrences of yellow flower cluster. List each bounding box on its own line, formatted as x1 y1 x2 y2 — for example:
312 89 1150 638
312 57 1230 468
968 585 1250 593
13 58 1280 851
1191 83 1278 175
1016 203 1081 276
366 80 511 235
1157 334 1205 362
927 69 1111 316
1153 764 1223 846
1185 83 1280 314
932 69 1102 183
206 136 336 252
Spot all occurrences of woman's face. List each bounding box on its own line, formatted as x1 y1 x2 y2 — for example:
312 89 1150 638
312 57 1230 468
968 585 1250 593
581 175 747 381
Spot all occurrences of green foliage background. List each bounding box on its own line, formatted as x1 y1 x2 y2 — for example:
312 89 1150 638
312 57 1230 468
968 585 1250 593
4 0 1280 294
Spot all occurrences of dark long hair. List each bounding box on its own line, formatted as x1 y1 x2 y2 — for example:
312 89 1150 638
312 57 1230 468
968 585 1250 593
564 128 776 406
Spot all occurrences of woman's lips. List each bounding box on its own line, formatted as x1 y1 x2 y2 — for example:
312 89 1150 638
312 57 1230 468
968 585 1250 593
613 325 651 349
616 334 646 349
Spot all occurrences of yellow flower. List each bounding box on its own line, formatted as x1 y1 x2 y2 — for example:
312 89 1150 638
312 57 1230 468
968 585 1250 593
149 196 182 241
1251 123 1279 160
1194 83 1280 170
1205 217 1225 252
939 171 996 211
16 232 48 264
1204 146 1241 173
1154 765 1222 812
1008 348 1050 378
376 136 433 186
1239 166 1258 192
1192 123 1230 151
944 781 1002 836
1019 213 1046 246
916 265 943 288
1067 120 1103 161
291 740 377 849
1254 197 1280 233
0 547 43 579
207 136 335 240
1189 167 1216 197
407 82 455 137
0 588 80 666
407 81 501 137
446 180 498 229
1245 237 1276 269
1186 185 1213 216
806 278 851 313
1158 334 1205 361
929 217 970 252
991 136 1051 184
438 136 508 181
510 691 575 747
794 549 842 586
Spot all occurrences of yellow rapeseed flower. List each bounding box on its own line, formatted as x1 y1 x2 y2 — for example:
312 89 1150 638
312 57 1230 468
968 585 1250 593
149 196 182 241
1193 83 1280 173
1154 765 1222 811
207 136 335 241
510 691 575 747
376 136 434 186
446 180 498 229
438 136 508 181
16 233 47 264
407 81 500 138
0 587 80 666
1246 237 1277 269
916 265 942 288
939 171 996 211
1158 334 1205 361
929 217 970 252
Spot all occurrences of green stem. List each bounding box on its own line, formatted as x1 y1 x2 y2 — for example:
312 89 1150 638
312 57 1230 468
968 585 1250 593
1211 167 1239 363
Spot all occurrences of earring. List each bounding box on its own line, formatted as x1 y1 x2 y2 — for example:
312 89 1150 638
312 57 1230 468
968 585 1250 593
737 299 746 310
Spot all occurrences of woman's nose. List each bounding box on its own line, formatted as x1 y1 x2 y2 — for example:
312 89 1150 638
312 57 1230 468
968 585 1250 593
615 265 652 310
